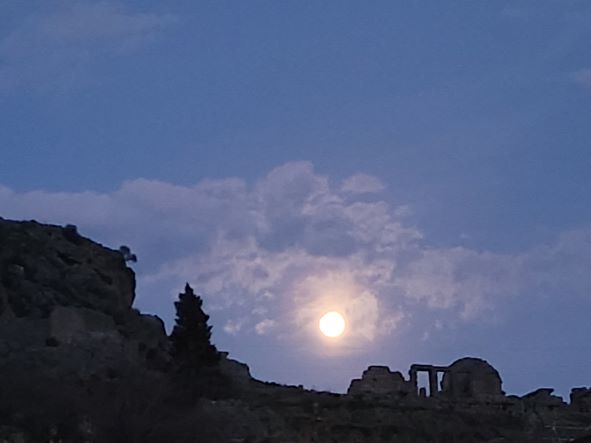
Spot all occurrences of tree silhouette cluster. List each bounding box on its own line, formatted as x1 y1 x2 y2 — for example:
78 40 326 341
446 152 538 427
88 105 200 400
170 283 219 373
118 245 137 263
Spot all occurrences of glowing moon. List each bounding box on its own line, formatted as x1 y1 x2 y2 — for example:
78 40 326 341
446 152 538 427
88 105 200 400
319 311 345 338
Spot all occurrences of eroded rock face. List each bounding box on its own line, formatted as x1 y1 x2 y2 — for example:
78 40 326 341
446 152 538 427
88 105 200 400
49 306 117 344
0 218 135 319
219 351 252 386
522 388 567 411
571 387 591 412
0 218 169 381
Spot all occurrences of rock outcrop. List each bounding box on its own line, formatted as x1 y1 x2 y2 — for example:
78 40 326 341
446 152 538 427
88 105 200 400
0 219 134 319
571 387 591 412
0 218 169 383
522 387 567 411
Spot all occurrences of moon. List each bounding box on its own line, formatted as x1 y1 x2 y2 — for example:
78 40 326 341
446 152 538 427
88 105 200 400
319 311 345 338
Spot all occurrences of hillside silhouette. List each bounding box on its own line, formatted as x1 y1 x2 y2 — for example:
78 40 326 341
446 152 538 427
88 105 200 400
1 217 590 442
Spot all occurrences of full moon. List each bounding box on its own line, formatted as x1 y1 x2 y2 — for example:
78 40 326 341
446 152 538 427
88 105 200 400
319 311 345 338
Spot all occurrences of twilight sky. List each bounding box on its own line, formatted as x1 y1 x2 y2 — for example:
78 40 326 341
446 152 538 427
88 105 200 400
2 1 591 397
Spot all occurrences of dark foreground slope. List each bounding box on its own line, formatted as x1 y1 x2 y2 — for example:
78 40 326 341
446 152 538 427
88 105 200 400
0 218 590 442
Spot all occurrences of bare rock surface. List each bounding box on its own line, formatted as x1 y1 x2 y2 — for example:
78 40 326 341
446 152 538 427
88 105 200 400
0 218 134 319
0 218 169 382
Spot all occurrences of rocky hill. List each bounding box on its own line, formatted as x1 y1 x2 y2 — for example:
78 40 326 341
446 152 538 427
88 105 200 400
0 218 169 380
1 217 590 442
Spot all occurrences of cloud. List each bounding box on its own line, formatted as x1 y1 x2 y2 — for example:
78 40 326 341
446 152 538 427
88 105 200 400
0 2 177 91
393 247 524 319
341 174 385 194
570 68 591 90
255 319 277 335
0 162 589 355
379 312 405 336
223 319 244 336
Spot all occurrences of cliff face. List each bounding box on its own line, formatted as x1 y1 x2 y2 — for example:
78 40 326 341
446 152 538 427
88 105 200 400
0 218 254 443
0 218 169 383
0 219 134 318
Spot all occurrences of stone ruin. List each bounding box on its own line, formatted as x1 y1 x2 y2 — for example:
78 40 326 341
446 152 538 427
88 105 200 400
348 366 414 398
348 357 503 401
440 357 504 400
347 356 591 418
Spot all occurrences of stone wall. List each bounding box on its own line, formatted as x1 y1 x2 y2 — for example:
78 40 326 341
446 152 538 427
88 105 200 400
348 365 413 397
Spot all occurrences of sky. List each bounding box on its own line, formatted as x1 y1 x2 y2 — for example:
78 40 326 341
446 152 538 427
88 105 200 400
1 0 591 397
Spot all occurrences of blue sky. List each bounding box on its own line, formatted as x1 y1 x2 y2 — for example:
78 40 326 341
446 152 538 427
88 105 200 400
1 1 591 397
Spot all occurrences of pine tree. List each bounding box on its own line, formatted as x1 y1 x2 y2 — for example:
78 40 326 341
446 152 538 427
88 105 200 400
170 283 219 372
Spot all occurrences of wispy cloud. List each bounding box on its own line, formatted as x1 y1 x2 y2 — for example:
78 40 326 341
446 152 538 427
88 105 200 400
570 68 591 90
223 319 244 336
0 1 177 91
341 173 385 194
1 162 589 355
255 319 277 335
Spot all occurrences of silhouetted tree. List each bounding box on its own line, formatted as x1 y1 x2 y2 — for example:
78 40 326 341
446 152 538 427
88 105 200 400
118 245 137 263
170 283 219 372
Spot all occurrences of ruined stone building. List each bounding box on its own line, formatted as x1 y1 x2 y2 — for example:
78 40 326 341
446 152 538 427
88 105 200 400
348 357 504 401
348 365 414 398
346 355 591 422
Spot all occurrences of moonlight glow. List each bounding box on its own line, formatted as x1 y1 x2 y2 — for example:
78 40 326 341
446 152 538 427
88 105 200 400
319 311 345 338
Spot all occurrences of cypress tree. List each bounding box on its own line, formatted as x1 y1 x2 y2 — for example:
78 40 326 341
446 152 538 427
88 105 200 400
170 283 219 372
